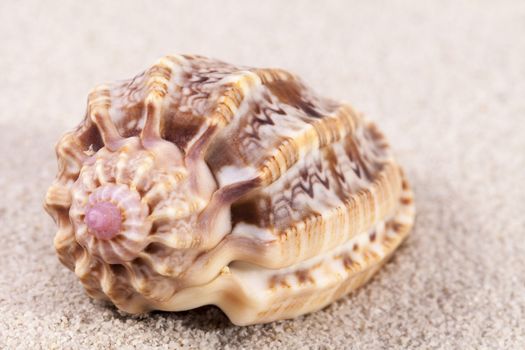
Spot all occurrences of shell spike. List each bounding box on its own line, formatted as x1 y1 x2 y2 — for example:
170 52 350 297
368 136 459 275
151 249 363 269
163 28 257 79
90 110 124 151
185 125 219 196
197 177 260 247
140 58 174 145
140 97 163 144
138 59 186 165
88 85 124 151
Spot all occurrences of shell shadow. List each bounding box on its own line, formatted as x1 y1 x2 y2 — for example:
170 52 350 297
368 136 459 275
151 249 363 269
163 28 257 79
154 306 235 331
102 301 236 331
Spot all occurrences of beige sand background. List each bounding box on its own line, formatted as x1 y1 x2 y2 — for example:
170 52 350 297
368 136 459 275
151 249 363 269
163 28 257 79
1 0 524 349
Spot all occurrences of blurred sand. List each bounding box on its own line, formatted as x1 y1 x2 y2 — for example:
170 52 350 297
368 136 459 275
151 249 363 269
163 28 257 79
1 0 524 348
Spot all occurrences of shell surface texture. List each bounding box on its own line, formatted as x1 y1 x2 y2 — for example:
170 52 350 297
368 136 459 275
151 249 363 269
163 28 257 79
44 54 415 326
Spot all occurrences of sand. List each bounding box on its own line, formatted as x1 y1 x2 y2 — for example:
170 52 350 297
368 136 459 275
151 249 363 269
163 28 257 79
1 0 524 348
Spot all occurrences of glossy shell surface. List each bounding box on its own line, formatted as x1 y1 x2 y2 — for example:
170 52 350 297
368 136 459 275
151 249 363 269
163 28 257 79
44 54 415 325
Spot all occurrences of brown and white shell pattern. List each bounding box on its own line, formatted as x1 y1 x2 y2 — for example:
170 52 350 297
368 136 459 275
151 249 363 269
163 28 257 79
44 54 415 325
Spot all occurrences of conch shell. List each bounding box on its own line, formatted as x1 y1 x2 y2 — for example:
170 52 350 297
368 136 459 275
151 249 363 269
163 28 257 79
44 54 415 325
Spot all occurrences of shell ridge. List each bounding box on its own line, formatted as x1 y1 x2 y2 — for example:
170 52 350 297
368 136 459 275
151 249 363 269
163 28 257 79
44 54 416 325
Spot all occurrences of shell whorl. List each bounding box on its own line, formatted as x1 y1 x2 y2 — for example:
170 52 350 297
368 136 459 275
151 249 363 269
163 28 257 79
68 135 213 266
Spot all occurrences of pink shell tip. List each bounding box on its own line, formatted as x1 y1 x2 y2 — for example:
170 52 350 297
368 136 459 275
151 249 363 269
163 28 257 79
85 201 122 240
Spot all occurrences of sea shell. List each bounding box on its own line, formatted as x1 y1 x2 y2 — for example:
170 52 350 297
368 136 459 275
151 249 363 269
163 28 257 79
44 54 415 325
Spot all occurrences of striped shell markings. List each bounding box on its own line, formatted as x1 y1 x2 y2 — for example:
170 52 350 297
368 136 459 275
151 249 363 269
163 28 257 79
44 55 415 325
